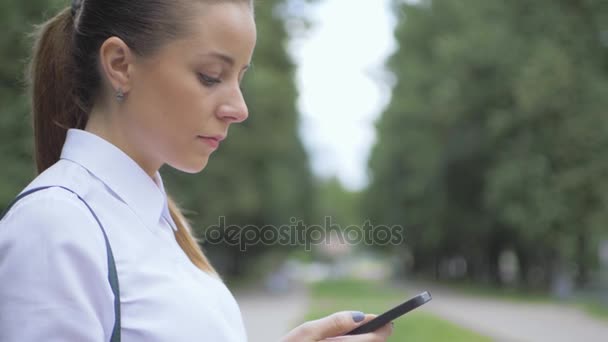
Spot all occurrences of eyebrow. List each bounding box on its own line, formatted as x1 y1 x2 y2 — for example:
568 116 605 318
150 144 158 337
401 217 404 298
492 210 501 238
201 51 251 70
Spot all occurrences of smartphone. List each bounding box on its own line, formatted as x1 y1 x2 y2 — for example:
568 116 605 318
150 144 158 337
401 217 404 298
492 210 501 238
345 291 432 335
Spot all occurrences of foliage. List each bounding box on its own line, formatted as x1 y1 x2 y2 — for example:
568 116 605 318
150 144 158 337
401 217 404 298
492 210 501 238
0 0 65 204
366 0 608 288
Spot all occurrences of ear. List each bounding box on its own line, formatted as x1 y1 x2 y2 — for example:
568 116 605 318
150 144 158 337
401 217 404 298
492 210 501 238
99 36 135 94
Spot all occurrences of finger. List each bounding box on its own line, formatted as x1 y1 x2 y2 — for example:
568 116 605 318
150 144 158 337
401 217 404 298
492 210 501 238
373 321 394 339
320 323 393 342
297 311 369 340
331 316 393 342
321 322 393 342
358 314 378 324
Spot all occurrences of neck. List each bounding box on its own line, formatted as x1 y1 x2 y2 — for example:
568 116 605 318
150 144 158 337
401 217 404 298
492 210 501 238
85 106 161 179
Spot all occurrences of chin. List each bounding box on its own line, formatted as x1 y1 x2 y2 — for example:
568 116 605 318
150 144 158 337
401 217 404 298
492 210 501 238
170 157 210 174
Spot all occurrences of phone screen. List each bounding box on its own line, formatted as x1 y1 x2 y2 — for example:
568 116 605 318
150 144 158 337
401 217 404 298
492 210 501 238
345 291 432 335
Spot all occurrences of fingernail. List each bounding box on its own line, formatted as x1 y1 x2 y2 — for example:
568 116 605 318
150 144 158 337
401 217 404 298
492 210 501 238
351 311 365 323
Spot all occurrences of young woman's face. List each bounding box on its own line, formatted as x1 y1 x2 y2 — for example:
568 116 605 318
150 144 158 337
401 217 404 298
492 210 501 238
127 2 256 174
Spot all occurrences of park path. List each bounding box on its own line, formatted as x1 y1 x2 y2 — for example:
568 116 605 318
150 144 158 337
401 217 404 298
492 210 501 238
236 279 608 341
407 282 608 342
236 286 309 342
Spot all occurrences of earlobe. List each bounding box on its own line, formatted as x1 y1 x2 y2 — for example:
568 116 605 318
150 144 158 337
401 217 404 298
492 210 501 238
99 36 134 94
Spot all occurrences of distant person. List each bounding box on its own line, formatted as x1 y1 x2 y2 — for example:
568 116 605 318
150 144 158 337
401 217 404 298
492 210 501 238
0 0 393 341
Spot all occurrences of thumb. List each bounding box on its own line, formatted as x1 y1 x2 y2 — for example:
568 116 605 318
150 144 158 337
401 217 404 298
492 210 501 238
304 311 367 340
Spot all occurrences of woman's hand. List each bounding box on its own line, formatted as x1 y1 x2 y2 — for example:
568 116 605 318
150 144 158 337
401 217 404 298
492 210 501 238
281 311 393 341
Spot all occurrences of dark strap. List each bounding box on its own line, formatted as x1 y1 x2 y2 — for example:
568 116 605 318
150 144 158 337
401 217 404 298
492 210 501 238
1 186 121 342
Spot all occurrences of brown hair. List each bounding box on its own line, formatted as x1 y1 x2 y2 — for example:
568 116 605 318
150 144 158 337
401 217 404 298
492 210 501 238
26 0 250 275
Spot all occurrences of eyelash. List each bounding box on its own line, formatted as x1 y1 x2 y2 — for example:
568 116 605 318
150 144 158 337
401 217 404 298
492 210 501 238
198 73 222 87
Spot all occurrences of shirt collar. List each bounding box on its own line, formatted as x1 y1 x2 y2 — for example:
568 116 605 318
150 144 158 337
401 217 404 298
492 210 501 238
60 129 178 231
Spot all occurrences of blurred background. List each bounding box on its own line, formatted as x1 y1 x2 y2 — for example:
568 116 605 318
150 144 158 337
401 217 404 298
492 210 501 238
2 0 608 341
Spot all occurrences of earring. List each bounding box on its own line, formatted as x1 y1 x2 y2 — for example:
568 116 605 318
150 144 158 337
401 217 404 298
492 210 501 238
116 88 125 103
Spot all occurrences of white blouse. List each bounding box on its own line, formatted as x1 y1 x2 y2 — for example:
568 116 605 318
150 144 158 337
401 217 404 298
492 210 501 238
0 129 247 341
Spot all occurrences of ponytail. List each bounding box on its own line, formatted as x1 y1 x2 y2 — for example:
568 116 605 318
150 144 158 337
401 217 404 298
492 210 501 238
169 198 218 276
26 6 217 275
28 8 85 174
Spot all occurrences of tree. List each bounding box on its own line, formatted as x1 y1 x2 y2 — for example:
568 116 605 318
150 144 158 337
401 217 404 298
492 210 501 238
366 0 608 289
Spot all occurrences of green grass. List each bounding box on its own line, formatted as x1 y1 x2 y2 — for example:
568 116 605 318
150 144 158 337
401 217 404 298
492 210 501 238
304 279 491 341
577 300 608 321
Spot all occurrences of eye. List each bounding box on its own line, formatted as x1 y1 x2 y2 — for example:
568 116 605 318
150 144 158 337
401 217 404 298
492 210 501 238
198 73 222 87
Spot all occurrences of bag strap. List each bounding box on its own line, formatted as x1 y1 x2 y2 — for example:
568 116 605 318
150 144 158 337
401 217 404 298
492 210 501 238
1 186 121 342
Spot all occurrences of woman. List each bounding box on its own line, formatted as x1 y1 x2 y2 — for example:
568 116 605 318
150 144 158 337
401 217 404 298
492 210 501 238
0 0 393 341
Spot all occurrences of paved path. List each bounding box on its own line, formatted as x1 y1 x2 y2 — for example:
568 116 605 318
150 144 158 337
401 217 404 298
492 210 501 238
408 283 608 342
236 287 309 342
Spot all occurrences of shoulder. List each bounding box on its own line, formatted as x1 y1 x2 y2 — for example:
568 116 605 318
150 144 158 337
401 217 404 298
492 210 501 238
0 183 107 266
25 159 94 195
0 179 114 341
3 158 98 223
3 185 92 224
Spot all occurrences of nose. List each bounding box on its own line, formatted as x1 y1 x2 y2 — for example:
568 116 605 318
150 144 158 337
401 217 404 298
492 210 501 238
217 87 249 124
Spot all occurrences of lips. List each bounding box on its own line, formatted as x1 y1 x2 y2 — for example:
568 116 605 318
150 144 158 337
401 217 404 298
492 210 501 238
209 135 226 142
197 135 225 149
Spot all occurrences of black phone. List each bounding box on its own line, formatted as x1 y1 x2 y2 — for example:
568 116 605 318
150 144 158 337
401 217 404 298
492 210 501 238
345 291 432 335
